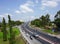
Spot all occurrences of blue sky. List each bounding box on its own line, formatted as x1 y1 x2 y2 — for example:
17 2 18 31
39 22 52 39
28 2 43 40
0 0 60 22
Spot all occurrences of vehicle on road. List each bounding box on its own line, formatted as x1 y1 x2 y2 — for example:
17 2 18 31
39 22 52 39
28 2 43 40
30 36 33 40
32 33 39 38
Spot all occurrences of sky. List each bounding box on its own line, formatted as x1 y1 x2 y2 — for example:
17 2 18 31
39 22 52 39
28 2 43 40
0 0 60 22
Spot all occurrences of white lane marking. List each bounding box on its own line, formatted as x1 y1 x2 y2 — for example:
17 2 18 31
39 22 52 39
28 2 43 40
38 36 54 44
24 27 55 44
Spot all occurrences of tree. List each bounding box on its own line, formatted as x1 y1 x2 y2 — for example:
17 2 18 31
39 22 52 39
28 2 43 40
31 14 51 27
55 10 60 19
8 20 23 26
2 17 7 41
34 19 40 27
54 10 60 28
8 15 15 44
0 22 2 32
15 21 22 25
40 15 46 26
40 14 51 26
0 23 2 27
11 21 15 26
8 15 12 35
45 14 50 25
45 14 50 22
54 18 60 28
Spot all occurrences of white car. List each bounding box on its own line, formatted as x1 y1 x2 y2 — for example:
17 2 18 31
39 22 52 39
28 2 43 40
35 34 39 37
32 33 39 38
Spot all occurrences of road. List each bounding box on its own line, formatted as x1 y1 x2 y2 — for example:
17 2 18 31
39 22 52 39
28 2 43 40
18 26 42 44
20 23 60 44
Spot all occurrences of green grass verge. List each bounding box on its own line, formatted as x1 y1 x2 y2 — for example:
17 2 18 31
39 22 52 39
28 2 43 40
0 32 3 38
16 36 25 44
31 24 59 35
0 38 9 44
43 29 52 33
42 29 58 34
0 27 25 44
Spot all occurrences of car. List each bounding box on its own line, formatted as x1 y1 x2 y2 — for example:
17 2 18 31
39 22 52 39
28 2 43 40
32 33 39 38
30 36 33 40
26 33 30 37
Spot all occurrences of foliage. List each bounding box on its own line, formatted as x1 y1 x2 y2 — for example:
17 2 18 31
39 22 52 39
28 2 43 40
2 18 7 41
0 27 20 39
31 14 51 27
0 23 2 27
7 20 23 27
8 15 15 44
31 19 41 27
54 10 60 28
0 27 25 44
54 18 60 28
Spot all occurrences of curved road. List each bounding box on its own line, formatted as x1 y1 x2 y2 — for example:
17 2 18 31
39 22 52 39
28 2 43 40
21 23 60 44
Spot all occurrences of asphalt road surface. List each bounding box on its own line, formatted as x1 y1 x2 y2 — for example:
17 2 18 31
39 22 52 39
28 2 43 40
21 23 60 44
18 26 42 44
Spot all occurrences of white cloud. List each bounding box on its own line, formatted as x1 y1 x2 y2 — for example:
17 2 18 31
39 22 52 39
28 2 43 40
21 10 27 13
20 19 24 22
40 0 59 10
40 6 45 10
52 0 60 2
19 1 34 13
0 13 12 18
42 1 57 7
20 5 34 13
21 16 36 21
30 16 36 19
14 1 35 14
4 13 13 17
24 1 34 6
0 15 4 18
15 10 21 14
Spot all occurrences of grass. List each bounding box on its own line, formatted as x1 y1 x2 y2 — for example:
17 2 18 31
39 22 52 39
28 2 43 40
43 29 52 33
42 29 58 34
0 27 25 44
7 27 20 38
16 36 26 44
31 24 59 35
12 27 20 36
0 32 3 38
0 38 9 44
0 36 25 44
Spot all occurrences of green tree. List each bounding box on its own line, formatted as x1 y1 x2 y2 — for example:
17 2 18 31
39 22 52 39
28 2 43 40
34 19 40 27
55 10 60 19
2 17 7 41
54 10 60 28
40 14 51 26
40 15 46 26
8 15 15 44
0 23 2 27
45 14 50 25
15 21 22 25
8 15 12 35
31 14 51 27
11 21 15 26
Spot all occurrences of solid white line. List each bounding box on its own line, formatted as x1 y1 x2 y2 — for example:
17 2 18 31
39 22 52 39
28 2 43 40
24 27 55 44
38 36 54 44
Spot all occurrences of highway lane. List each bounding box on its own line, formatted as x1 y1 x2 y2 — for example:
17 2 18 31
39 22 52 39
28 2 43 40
21 24 50 44
22 23 60 44
18 26 42 44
